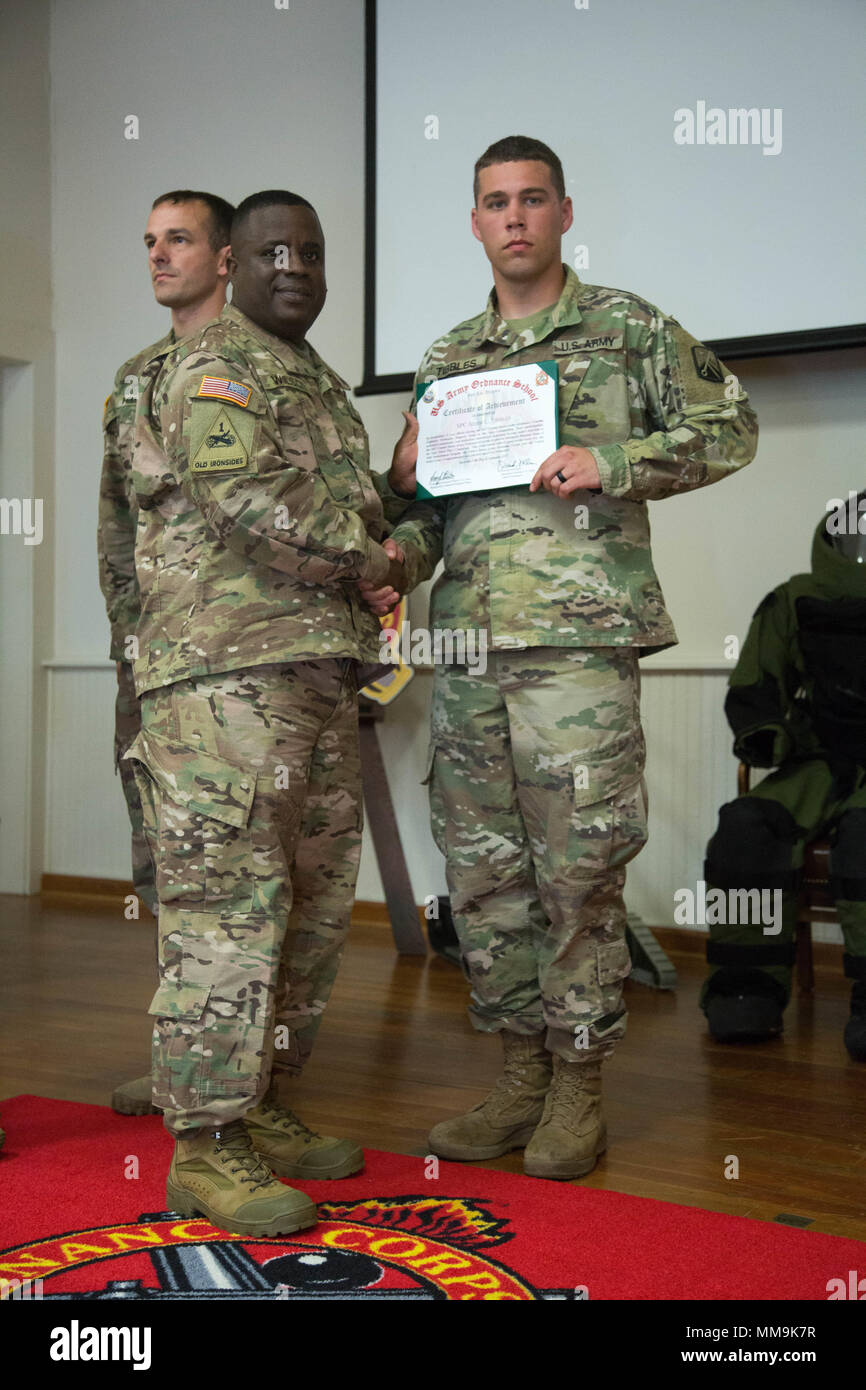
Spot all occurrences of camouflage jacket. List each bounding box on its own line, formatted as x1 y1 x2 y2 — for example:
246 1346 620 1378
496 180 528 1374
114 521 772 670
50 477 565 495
98 333 172 660
131 304 407 695
391 265 758 653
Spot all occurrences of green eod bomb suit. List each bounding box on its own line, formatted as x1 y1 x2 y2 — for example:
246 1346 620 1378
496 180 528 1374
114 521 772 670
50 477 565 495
702 512 866 1047
390 265 758 1060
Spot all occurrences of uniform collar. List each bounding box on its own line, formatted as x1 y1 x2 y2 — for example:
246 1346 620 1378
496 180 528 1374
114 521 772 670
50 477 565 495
473 263 584 350
220 304 349 392
221 303 316 374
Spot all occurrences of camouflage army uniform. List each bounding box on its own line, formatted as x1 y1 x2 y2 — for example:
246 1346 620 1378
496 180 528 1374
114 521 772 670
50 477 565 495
127 304 407 1134
98 335 173 917
391 265 758 1061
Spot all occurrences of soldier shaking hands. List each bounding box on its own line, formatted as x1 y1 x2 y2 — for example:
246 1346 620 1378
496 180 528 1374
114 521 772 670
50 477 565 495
127 190 416 1238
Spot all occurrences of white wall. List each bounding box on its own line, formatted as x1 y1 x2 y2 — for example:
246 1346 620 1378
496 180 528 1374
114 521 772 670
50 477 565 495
40 0 865 943
45 0 438 903
0 0 53 893
50 0 373 658
375 0 866 369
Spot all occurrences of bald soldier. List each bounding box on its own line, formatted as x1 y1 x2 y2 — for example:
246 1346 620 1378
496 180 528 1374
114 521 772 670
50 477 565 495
99 189 234 1116
363 135 758 1180
127 190 415 1237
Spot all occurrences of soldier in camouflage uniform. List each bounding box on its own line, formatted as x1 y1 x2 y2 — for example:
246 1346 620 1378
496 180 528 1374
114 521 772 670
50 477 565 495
701 495 866 1059
128 190 414 1237
365 136 757 1179
99 190 234 1117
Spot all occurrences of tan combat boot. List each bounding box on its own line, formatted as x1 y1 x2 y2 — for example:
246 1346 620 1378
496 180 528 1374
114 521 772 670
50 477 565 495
111 1074 158 1116
166 1119 317 1237
523 1055 606 1179
245 1096 364 1180
427 1032 552 1161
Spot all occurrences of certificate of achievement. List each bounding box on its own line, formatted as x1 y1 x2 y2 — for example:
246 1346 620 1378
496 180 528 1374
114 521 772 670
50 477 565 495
415 361 559 498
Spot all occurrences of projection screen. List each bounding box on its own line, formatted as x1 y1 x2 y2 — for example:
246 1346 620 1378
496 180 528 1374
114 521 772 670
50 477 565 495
361 0 865 393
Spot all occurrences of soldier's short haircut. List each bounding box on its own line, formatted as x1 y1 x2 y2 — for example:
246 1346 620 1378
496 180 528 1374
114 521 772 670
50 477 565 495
151 190 235 251
231 191 317 242
473 137 566 204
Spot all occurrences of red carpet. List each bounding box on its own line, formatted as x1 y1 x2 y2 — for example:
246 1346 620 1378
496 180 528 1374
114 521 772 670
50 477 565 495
0 1095 862 1301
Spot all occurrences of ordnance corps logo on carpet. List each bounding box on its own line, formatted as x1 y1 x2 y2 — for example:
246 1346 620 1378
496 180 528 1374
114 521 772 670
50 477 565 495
0 1197 581 1301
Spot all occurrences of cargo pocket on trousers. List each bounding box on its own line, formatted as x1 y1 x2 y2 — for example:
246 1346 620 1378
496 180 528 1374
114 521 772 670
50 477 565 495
126 730 256 911
597 937 632 986
421 743 436 786
148 978 212 1021
563 727 647 872
150 911 273 1102
422 743 449 860
147 978 212 1105
593 936 632 1042
127 746 158 853
572 728 645 809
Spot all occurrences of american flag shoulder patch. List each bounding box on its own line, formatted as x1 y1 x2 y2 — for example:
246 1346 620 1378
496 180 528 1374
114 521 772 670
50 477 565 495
196 375 253 408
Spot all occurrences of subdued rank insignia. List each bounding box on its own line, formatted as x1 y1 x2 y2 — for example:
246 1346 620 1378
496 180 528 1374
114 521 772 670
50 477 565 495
691 345 725 383
191 406 250 474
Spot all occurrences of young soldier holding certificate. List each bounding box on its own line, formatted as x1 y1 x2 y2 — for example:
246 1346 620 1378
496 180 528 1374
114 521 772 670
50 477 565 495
360 136 758 1179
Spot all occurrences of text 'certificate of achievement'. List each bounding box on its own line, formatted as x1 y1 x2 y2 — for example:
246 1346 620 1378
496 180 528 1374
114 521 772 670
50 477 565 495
416 361 559 498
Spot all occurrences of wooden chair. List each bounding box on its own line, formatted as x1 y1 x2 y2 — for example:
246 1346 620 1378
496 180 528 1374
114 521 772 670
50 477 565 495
737 763 837 994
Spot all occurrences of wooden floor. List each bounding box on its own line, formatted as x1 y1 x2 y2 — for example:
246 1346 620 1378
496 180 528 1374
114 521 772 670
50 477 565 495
2 894 865 1242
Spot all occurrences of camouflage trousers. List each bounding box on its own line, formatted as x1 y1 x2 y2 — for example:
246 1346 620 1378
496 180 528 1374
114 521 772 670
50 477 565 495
126 660 362 1136
702 758 866 1009
115 662 158 918
427 647 648 1062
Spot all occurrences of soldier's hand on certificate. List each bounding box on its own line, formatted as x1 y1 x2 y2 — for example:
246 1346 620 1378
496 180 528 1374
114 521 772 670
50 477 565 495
359 538 407 615
530 446 600 496
387 412 419 498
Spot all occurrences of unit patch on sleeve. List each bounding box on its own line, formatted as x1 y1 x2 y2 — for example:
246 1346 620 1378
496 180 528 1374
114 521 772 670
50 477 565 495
189 402 256 475
690 345 725 384
668 323 732 405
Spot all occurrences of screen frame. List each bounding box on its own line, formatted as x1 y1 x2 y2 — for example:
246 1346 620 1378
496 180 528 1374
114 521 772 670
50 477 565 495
357 0 865 397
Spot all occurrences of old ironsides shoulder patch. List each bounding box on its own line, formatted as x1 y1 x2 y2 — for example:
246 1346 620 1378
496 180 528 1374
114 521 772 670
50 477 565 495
189 402 254 475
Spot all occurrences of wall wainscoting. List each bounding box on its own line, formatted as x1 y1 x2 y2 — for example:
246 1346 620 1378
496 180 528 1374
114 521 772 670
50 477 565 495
41 660 843 946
